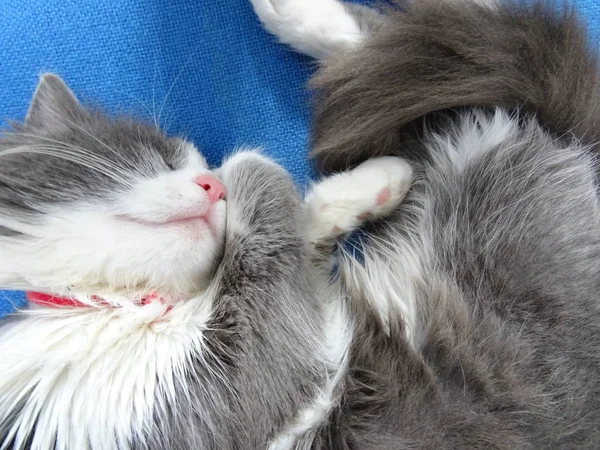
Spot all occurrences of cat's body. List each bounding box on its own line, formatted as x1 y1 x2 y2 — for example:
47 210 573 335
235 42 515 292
314 109 600 449
251 0 600 448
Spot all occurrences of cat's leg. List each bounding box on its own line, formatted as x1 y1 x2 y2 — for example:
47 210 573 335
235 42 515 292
249 0 383 59
304 155 415 345
305 156 413 245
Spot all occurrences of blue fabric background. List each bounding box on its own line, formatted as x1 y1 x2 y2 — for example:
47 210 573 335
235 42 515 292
0 0 598 317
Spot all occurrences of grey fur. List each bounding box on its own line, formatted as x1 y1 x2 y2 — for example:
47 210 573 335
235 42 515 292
312 0 600 173
316 114 600 448
308 0 600 448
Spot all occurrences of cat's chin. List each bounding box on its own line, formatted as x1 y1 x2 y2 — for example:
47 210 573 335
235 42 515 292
115 199 227 238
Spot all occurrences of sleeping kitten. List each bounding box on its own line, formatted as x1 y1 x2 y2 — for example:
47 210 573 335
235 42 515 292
0 74 412 449
251 0 600 448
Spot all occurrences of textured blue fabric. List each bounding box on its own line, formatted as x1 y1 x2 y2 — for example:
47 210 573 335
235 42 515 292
0 0 598 318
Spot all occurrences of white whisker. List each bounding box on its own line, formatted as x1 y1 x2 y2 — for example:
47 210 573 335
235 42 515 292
0 145 135 187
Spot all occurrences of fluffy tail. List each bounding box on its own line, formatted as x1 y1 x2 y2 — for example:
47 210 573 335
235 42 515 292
311 0 600 171
251 0 600 173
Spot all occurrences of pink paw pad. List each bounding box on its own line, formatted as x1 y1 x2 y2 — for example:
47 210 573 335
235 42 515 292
376 188 390 206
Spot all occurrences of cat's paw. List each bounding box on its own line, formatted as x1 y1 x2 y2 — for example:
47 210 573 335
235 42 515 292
306 156 413 242
250 0 364 59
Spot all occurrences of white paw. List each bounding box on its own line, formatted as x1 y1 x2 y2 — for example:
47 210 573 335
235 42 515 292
306 156 413 242
250 0 363 59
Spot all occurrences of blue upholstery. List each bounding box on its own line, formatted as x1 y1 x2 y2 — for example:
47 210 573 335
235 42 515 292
0 0 598 317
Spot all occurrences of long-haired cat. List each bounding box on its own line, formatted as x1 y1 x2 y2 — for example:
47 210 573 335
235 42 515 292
0 74 411 449
250 0 600 448
4 0 600 448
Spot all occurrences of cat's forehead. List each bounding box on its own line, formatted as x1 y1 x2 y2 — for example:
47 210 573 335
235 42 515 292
0 73 212 221
0 118 205 210
60 113 191 170
11 73 205 174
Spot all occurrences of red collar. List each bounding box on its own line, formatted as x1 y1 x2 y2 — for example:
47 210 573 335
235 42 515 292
26 291 168 309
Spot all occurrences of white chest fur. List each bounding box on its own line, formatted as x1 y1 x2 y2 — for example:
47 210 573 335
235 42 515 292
0 297 213 450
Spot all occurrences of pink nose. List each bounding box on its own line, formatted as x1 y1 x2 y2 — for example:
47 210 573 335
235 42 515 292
194 174 226 204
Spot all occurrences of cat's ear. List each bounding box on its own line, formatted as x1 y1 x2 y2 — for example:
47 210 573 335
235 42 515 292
25 73 85 130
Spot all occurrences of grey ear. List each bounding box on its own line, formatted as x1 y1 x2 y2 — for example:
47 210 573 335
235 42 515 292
25 73 85 130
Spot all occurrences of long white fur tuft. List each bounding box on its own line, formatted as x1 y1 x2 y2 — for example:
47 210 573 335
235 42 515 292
0 293 214 450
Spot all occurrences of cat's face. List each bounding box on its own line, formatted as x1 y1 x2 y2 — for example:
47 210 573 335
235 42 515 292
0 74 226 296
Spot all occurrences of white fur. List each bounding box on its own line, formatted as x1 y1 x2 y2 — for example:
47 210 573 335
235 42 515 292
339 214 427 346
305 156 413 242
429 108 518 174
250 0 364 59
0 144 226 296
454 0 499 7
0 291 215 450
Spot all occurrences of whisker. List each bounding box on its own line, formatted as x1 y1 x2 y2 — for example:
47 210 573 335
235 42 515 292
0 145 135 187
152 56 158 128
3 136 135 180
157 49 200 128
115 89 155 122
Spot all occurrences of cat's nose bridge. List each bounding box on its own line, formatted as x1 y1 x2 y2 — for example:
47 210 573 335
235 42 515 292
193 174 226 204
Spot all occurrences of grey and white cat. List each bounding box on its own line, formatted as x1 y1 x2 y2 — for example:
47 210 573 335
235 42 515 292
3 0 600 448
250 0 600 448
0 74 411 449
